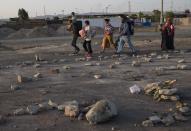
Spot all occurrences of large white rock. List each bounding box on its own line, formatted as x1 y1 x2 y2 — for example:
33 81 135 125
86 100 118 125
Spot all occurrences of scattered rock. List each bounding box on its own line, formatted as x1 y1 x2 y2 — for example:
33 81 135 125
114 61 122 65
38 102 53 111
178 59 185 63
50 69 60 74
85 63 93 66
64 101 79 118
11 84 22 91
149 115 161 124
161 114 175 126
26 105 40 115
109 64 115 69
14 108 26 115
129 84 141 94
177 64 191 70
86 100 118 125
132 61 141 67
33 73 42 79
17 75 32 83
142 120 154 127
173 112 188 121
48 100 58 108
179 106 190 113
158 88 178 95
33 64 41 68
94 75 102 79
35 54 43 61
63 65 71 70
143 57 152 62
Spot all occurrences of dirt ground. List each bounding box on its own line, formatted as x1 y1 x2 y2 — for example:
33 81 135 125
0 27 191 131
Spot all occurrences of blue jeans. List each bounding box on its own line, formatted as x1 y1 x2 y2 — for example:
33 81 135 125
117 35 136 53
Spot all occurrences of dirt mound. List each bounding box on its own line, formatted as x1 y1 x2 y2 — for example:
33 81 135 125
56 26 72 36
7 28 32 39
0 27 16 39
27 26 57 38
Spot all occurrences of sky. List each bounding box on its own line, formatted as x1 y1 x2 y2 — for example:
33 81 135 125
0 0 190 18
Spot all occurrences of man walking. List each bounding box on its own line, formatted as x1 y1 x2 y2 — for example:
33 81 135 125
67 12 81 54
117 16 137 55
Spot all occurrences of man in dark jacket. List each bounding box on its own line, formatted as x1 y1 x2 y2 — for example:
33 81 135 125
68 16 80 54
117 16 137 55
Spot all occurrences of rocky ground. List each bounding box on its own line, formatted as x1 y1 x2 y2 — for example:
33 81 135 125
0 27 191 131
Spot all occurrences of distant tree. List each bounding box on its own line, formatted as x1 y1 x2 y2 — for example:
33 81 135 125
138 12 144 20
130 14 138 19
165 11 174 21
152 10 161 22
185 9 190 14
18 8 29 21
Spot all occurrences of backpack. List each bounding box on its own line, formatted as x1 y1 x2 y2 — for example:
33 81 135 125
127 20 134 35
73 20 82 36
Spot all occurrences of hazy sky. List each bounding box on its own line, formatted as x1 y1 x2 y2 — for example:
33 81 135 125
0 0 190 18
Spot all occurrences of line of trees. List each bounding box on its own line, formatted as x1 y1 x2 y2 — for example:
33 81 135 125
129 10 175 22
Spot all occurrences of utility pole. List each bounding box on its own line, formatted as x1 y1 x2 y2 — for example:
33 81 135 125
160 0 164 25
43 5 46 19
128 1 131 13
170 0 173 11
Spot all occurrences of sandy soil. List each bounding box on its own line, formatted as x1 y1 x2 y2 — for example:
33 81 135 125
0 27 191 131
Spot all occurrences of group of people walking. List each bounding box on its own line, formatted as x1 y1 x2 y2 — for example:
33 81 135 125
67 12 175 59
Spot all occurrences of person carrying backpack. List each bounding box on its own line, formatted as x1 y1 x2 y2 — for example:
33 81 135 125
116 16 137 55
67 12 82 54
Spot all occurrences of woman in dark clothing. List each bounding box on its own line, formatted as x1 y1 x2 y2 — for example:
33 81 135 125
161 18 175 50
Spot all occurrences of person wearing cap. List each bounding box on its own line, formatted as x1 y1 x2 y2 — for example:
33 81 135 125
67 12 80 54
101 18 116 53
116 16 137 55
161 18 175 50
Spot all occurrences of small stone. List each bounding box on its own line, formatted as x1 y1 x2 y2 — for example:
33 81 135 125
178 59 185 63
109 64 115 69
64 105 79 118
157 55 162 59
34 64 40 68
94 75 102 79
158 88 178 95
161 114 175 126
149 115 161 124
33 73 42 79
63 65 71 70
85 63 93 66
144 57 152 62
177 64 191 70
50 69 60 74
35 54 42 61
17 75 32 83
179 106 190 113
26 105 40 115
38 102 53 111
14 108 26 115
48 100 58 108
86 100 117 125
11 84 22 91
57 105 65 111
150 52 157 57
114 61 122 65
132 61 141 67
95 63 101 66
173 112 188 121
142 120 154 127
